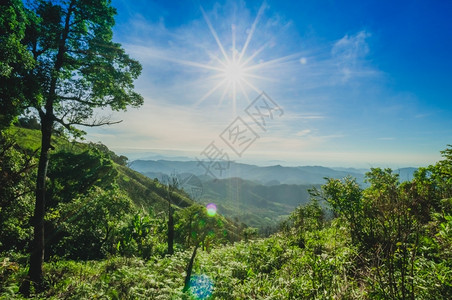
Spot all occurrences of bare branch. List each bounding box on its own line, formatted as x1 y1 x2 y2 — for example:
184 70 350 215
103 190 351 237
59 95 116 107
69 119 123 127
53 113 122 129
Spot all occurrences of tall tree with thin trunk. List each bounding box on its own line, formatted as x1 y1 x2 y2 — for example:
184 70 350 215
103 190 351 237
165 173 179 256
16 0 143 294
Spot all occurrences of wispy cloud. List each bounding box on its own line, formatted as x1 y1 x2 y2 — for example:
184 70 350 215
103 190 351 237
296 129 311 136
331 30 380 82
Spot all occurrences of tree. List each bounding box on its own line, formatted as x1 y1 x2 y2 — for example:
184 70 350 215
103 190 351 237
17 0 143 293
164 173 180 256
320 176 365 245
46 186 132 260
181 204 221 293
284 197 325 248
0 130 36 253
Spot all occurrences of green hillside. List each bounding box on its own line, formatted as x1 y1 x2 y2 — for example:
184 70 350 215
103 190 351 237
0 126 241 262
8 126 193 214
2 126 451 299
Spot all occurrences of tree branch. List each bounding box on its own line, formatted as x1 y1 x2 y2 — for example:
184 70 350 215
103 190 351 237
69 119 123 127
53 114 122 129
59 96 116 107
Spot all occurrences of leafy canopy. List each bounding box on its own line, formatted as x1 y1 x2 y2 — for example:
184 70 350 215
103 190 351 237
0 0 35 129
23 0 143 133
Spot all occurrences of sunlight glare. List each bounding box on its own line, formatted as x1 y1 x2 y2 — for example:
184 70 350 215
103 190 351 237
223 60 246 84
185 3 287 111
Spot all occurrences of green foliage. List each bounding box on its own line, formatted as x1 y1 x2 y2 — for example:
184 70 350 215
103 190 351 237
88 142 129 166
0 130 35 253
13 0 145 288
310 147 452 299
1 256 190 299
19 0 143 132
116 210 166 259
46 149 118 203
45 187 133 260
0 0 35 129
117 165 194 212
1 123 451 299
319 176 365 245
175 204 228 250
282 197 325 248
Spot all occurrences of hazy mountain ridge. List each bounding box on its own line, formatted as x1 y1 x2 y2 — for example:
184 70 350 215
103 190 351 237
130 159 418 185
129 160 368 185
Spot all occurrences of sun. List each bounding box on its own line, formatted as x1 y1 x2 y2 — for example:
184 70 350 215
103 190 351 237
188 4 271 111
139 3 297 112
223 60 246 84
167 3 294 112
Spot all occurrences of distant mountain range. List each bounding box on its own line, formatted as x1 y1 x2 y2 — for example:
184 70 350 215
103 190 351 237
129 159 418 229
129 160 371 185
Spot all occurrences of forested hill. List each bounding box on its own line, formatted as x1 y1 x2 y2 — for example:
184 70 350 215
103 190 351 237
6 126 193 212
0 125 243 262
1 125 452 299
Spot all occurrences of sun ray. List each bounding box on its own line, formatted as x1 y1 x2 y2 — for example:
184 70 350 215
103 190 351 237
217 81 231 107
232 24 236 61
201 6 231 64
194 78 229 107
174 59 223 72
244 53 301 71
232 81 237 116
237 81 251 103
207 51 230 68
241 72 277 82
241 42 270 66
238 2 266 64
144 49 224 72
241 78 262 94
175 4 296 111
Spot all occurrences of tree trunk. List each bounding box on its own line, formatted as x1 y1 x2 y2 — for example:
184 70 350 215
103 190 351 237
167 201 174 255
20 116 52 294
183 243 199 292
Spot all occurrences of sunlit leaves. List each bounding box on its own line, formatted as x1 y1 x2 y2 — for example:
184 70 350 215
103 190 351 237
0 0 35 128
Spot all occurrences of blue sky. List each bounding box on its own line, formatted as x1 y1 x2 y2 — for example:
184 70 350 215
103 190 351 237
85 0 452 168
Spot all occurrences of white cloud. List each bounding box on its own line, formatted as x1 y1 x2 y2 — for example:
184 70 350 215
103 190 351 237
331 30 378 82
85 100 231 152
332 31 371 59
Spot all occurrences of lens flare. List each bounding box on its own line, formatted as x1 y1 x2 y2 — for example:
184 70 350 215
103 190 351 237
189 274 214 299
206 203 217 217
